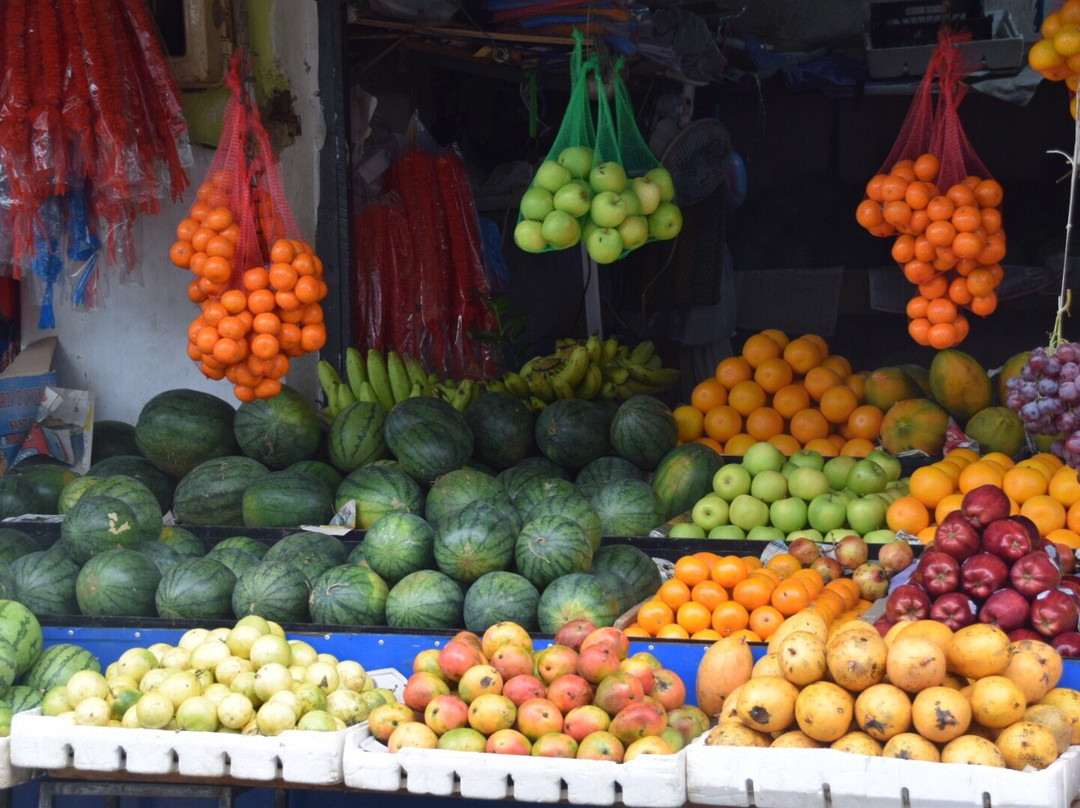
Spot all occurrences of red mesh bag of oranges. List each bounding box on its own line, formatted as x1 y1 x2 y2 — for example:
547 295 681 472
856 32 1005 350
168 51 328 403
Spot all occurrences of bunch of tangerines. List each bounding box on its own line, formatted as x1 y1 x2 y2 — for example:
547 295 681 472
623 552 871 642
885 446 1080 551
1029 0 1080 117
675 329 882 458
855 152 1006 349
169 173 329 402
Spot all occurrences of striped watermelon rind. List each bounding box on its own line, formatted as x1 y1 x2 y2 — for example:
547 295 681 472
385 570 463 629
308 564 389 626
463 571 539 633
263 531 348 579
327 401 388 473
11 550 80 616
0 528 39 566
155 557 237 620
433 501 516 584
172 456 271 527
514 515 593 590
75 549 162 618
334 465 425 530
24 643 101 695
536 573 620 634
362 512 436 583
157 526 206 558
0 599 43 676
232 560 312 624
242 472 335 528
526 494 603 553
423 468 506 532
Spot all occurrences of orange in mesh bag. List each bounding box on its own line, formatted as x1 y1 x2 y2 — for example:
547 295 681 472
169 52 328 402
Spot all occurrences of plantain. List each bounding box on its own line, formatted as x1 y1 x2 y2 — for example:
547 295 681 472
573 361 603 399
366 349 396 411
553 344 590 388
345 347 367 400
526 372 555 402
503 371 531 398
629 340 656 366
386 350 412 405
550 375 575 400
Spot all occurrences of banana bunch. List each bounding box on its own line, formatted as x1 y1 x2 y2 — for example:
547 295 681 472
318 347 433 419
429 377 482 413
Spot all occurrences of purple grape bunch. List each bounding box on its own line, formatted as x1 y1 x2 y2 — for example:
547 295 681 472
1005 343 1080 467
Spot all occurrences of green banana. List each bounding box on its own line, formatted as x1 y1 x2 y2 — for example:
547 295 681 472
615 344 629 360
550 375 575 400
527 396 548 412
503 371 531 398
616 356 680 388
644 354 664 371
317 360 344 414
450 380 475 412
600 365 630 385
345 347 367 400
617 378 674 397
401 351 427 390
358 380 379 405
584 335 602 365
629 340 656 366
521 355 563 378
409 381 424 398
526 372 555 402
485 378 508 394
600 336 620 365
337 384 357 411
386 350 412 405
366 349 396 411
553 344 589 388
573 361 603 399
427 371 441 388
599 381 618 399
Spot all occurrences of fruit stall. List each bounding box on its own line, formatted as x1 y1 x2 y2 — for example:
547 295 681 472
8 1 1080 808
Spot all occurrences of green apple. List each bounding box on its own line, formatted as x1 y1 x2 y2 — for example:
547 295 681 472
585 227 623 265
787 467 831 502
552 182 591 218
648 202 683 240
557 145 594 179
589 161 628 194
867 449 903 482
708 524 746 540
822 456 858 491
513 220 547 253
747 525 785 542
540 209 581 249
645 167 676 202
780 461 798 479
789 449 825 471
825 528 861 545
770 496 809 534
742 442 786 476
832 489 857 505
846 496 887 535
619 188 642 216
729 494 770 532
786 528 824 543
691 494 730 531
630 175 662 215
863 528 898 544
535 160 572 193
669 522 707 539
589 191 628 228
713 464 752 501
886 479 910 494
750 470 788 504
519 186 555 221
844 459 889 496
807 493 848 534
617 215 650 251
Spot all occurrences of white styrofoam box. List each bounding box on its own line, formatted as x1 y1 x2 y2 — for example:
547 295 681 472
0 732 33 789
342 723 687 807
686 737 1080 808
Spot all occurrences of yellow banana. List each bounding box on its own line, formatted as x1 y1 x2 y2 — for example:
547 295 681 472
504 371 531 398
527 396 548 413
629 340 656 366
318 360 344 415
599 381 618 399
616 356 680 388
573 361 603 399
645 354 663 371
450 380 475 412
366 349 396 411
386 350 412 405
550 375 575 400
585 335 602 365
526 373 555 402
485 378 508 394
600 364 630 385
345 347 367 400
553 344 589 388
600 336 620 365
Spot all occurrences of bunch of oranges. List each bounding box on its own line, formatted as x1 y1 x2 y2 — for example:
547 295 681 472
883 447 1080 549
169 174 329 403
855 153 1006 349
1029 0 1080 117
676 329 881 458
623 552 871 642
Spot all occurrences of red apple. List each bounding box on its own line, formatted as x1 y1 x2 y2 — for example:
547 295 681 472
788 536 821 566
932 510 982 562
914 550 961 597
960 553 1009 601
979 588 1031 634
874 616 896 638
810 556 843 584
1030 589 1080 638
835 535 869 571
930 592 978 631
1051 630 1080 657
852 562 890 601
885 584 932 623
960 484 1011 530
982 517 1039 564
1009 551 1062 600
878 540 915 575
1054 542 1076 576
1008 628 1043 642
1059 575 1080 606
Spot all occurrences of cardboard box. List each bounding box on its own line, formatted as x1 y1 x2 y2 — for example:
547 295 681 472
0 338 57 438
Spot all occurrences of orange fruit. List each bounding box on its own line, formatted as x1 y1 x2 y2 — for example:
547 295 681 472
803 366 843 402
773 384 812 419
724 434 757 456
711 601 750 637
841 438 876 457
742 333 782 368
1050 466 1080 507
934 492 965 524
1048 528 1080 549
748 605 784 640
1020 494 1068 536
716 356 753 388
819 385 858 425
674 556 711 587
623 625 650 638
673 405 706 442
703 405 743 444
909 465 956 508
784 338 824 375
732 575 776 612
677 601 713 635
769 433 802 456
655 623 690 640
691 629 722 642
658 578 692 611
711 555 749 589
789 408 830 444
886 495 931 535
958 461 1005 493
728 380 767 416
765 553 802 580
755 357 795 394
760 328 790 348
746 407 785 441
803 437 839 457
691 580 729 611
692 378 728 412
821 354 852 380
1002 465 1049 504
637 600 675 635
771 579 811 616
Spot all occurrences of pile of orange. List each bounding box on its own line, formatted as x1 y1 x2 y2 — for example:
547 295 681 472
1029 0 1080 117
169 173 329 402
624 551 873 642
675 328 881 457
856 152 1006 349
884 447 1080 548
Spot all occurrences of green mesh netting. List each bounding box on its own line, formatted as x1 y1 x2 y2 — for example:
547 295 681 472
612 57 663 180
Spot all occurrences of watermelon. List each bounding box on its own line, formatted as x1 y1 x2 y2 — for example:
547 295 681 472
589 544 662 615
232 560 311 624
0 638 14 692
209 535 269 559
91 420 141 464
0 474 52 519
242 471 334 527
24 643 101 695
89 474 165 528
0 528 38 566
609 395 679 470
587 479 665 537
514 515 593 590
155 557 237 620
157 526 205 558
0 566 13 601
574 456 648 499
424 468 507 531
334 465 424 530
2 684 42 714
287 460 343 492
526 494 602 552
8 464 79 514
327 401 388 473
86 455 176 513
651 443 724 522
362 512 435 583
385 569 463 629
60 495 145 565
511 477 578 517
234 385 321 469
137 542 186 576
434 501 516 584
10 550 79 615
263 531 348 580
463 571 539 632
536 573 620 634
384 397 474 484
346 542 366 566
75 549 162 617
0 599 42 676
497 456 570 501
534 399 611 469
135 389 237 478
58 476 105 515
204 547 262 580
173 456 271 526
308 564 389 626
464 392 536 469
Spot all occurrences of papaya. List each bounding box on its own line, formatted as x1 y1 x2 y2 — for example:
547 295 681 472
997 351 1030 405
864 368 923 411
879 398 950 456
898 364 931 398
929 349 993 427
964 406 1026 457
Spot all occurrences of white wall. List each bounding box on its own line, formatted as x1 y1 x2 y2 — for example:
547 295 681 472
22 0 323 424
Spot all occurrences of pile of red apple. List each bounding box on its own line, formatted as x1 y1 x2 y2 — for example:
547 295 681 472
881 484 1080 655
383 620 708 760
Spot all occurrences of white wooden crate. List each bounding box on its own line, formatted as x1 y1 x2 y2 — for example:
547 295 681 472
685 736 1080 808
342 724 687 807
0 731 34 789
